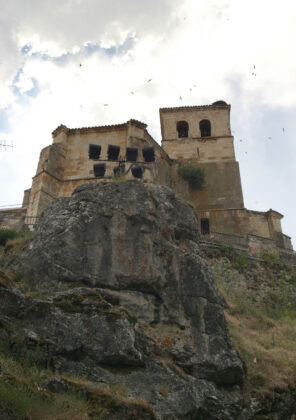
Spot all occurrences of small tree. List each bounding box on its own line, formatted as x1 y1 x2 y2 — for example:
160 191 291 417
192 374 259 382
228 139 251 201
178 165 205 190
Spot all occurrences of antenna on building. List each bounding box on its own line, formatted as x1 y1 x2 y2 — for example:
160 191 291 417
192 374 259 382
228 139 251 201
0 139 13 151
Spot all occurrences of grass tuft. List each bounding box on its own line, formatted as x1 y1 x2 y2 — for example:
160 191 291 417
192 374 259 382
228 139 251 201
206 252 296 397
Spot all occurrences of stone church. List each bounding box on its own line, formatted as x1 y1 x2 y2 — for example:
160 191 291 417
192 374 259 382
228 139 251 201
0 101 294 256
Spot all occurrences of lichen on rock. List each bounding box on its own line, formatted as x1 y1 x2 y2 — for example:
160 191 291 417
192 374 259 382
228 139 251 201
4 181 246 418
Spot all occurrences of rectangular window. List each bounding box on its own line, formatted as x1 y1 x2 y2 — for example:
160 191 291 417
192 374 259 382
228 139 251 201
201 218 210 235
107 145 120 161
94 163 106 177
142 147 155 162
126 147 138 162
89 144 101 160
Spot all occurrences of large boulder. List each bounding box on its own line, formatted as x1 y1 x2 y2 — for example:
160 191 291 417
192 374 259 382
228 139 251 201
6 181 245 418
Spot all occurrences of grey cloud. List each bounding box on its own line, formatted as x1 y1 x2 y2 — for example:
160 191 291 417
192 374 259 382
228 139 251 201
2 0 180 48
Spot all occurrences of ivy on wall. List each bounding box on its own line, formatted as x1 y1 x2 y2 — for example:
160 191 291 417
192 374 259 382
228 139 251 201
178 165 205 190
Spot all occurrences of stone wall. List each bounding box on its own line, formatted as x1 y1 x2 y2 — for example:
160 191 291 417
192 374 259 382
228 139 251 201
25 120 172 220
160 104 231 140
196 209 249 236
247 210 271 239
171 161 244 211
19 104 293 253
162 136 235 162
0 208 26 229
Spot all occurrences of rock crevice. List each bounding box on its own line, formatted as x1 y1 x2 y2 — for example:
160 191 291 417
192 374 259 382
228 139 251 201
5 181 247 418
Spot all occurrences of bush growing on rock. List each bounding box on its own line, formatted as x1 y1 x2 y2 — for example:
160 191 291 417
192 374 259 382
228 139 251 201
0 228 18 246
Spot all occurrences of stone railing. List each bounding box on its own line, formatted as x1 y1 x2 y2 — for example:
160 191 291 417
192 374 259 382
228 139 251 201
199 230 296 266
0 207 26 229
24 216 40 227
200 231 248 249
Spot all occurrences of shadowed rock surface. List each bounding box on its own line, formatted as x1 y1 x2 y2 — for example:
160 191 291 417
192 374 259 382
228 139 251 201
4 181 247 418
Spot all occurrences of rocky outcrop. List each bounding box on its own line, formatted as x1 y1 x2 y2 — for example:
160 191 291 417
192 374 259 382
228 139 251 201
3 181 246 418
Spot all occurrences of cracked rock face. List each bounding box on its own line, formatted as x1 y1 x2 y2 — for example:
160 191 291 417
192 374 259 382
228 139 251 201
7 181 245 418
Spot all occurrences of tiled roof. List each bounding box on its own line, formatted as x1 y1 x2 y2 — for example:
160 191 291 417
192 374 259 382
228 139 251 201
52 124 68 136
159 104 230 113
52 119 147 137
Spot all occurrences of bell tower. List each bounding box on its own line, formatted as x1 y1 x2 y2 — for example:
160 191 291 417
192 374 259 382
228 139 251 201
160 101 244 211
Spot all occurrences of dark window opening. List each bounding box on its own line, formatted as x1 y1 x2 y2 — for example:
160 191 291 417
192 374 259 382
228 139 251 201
142 147 155 162
177 121 189 138
126 147 138 162
94 163 106 177
89 144 101 160
197 147 200 156
113 164 125 176
200 120 211 137
131 166 144 179
201 218 210 235
107 145 120 161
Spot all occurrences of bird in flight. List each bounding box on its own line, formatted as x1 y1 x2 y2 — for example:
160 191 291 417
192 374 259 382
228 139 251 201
179 96 182 101
131 91 134 95
104 104 109 106
147 79 152 83
79 64 82 67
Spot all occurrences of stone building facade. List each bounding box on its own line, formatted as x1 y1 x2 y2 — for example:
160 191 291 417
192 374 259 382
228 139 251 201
0 101 293 255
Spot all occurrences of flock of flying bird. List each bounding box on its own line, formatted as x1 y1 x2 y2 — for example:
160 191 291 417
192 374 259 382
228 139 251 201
76 62 287 164
77 62 270 108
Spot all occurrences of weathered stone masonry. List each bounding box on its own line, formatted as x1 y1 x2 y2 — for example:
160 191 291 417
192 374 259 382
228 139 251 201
0 101 293 255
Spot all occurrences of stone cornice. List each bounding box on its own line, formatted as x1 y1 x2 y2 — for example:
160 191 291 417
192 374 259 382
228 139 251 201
52 119 147 138
52 124 68 137
159 104 230 113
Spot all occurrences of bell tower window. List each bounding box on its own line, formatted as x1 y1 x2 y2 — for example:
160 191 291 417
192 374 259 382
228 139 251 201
177 121 189 138
200 120 211 137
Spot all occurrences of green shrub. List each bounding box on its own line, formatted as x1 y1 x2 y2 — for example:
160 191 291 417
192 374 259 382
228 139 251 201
220 243 235 258
0 228 18 246
218 243 249 271
178 165 205 190
260 249 281 266
233 253 249 271
111 173 125 182
287 274 296 285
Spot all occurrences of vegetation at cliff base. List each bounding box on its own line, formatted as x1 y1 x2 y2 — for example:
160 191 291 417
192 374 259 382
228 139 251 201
0 227 296 417
0 228 18 246
178 164 205 189
205 246 296 398
0 228 33 247
0 334 155 420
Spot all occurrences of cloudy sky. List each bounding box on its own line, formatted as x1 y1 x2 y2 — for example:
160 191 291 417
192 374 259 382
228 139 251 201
0 0 295 246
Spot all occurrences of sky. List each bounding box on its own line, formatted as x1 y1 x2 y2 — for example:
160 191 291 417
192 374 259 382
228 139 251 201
0 0 295 247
